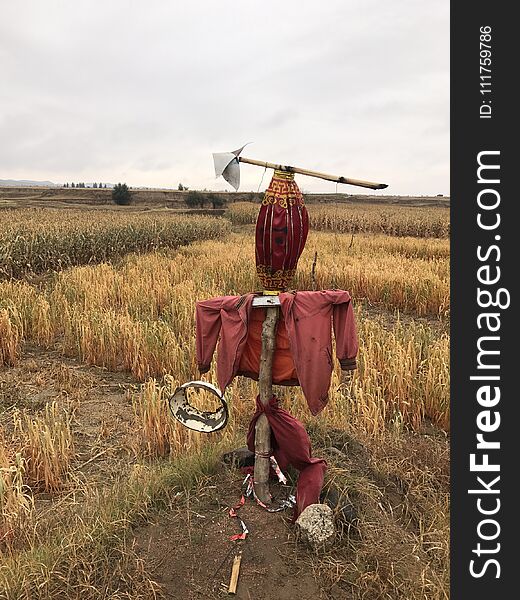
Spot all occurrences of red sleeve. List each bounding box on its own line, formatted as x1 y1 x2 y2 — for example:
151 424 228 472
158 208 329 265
195 298 223 374
332 297 359 370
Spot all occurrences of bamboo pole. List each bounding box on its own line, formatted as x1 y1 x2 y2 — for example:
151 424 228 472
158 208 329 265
254 305 279 504
238 156 388 190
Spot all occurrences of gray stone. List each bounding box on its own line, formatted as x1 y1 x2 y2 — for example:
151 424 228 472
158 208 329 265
222 446 255 468
295 503 335 550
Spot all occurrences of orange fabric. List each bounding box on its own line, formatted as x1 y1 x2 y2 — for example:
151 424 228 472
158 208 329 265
238 309 298 384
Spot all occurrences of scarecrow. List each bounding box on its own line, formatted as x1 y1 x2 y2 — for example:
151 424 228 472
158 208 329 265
170 146 387 515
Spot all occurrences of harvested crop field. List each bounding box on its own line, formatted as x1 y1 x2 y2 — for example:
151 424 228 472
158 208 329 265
0 200 449 599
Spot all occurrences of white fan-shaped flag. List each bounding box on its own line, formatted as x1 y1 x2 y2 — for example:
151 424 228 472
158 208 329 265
212 144 249 190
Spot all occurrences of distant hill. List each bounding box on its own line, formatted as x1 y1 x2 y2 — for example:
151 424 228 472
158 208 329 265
0 179 57 187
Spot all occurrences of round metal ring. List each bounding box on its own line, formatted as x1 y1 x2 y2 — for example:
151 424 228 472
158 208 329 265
168 380 228 433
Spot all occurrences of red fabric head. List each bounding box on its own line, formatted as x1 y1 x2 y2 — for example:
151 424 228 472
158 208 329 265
255 171 309 291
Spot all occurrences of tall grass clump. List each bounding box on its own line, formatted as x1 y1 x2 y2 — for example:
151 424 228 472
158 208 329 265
132 379 177 458
0 307 23 366
0 435 33 549
13 402 75 493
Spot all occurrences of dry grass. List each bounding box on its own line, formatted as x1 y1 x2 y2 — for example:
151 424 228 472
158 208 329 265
132 378 177 458
0 307 22 366
300 233 449 316
0 434 33 550
0 447 223 600
12 402 75 493
42 229 448 314
0 439 230 597
227 201 450 237
298 427 450 599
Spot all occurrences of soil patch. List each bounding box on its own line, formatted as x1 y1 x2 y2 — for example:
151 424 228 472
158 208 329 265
133 470 324 600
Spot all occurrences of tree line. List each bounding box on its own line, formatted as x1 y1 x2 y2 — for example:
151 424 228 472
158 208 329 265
109 184 230 208
63 183 107 188
184 191 226 209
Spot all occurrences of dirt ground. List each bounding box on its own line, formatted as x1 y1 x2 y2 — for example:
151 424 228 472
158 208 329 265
133 477 325 600
0 347 136 486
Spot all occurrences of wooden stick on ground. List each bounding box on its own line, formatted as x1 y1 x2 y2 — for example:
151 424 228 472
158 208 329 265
254 305 279 504
228 551 242 595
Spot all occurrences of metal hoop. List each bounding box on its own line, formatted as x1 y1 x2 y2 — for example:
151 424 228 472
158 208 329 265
168 380 228 433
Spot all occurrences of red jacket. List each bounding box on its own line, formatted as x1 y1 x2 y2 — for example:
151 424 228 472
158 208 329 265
196 290 358 415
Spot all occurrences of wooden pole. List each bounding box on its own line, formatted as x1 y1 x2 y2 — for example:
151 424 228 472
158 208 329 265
238 156 388 190
254 305 279 504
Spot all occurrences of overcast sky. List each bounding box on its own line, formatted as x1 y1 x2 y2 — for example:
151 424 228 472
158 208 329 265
1 1 449 194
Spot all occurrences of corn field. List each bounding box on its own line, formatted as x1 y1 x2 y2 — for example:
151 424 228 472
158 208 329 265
0 209 229 278
227 201 450 238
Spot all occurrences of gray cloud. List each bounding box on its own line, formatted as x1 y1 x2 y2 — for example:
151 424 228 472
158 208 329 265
1 1 449 194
